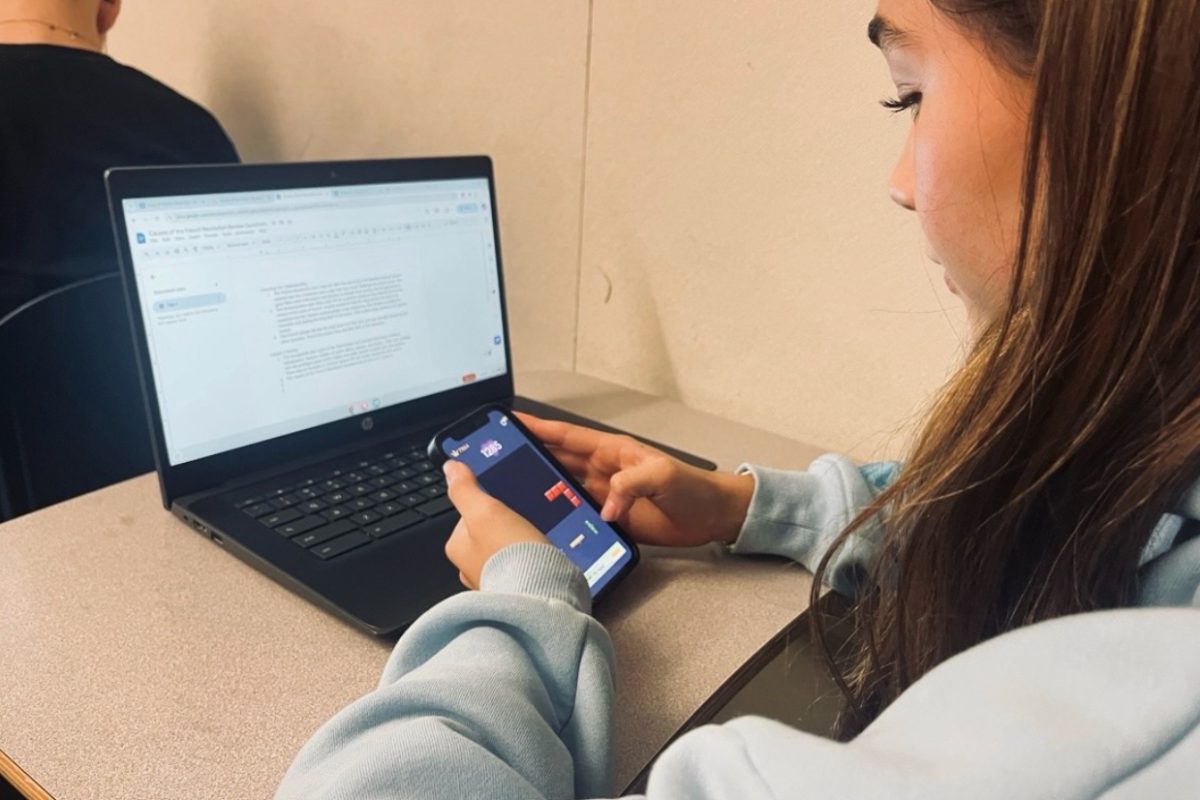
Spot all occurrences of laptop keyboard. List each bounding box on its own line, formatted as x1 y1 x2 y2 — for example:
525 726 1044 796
234 443 453 561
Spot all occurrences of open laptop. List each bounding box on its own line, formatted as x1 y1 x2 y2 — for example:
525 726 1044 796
105 157 714 635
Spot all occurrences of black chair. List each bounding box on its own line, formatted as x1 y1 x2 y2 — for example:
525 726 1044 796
0 273 154 521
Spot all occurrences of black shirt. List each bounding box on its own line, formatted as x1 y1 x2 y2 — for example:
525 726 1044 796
0 44 239 315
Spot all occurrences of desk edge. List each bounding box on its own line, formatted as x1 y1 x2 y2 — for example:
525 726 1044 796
0 748 54 800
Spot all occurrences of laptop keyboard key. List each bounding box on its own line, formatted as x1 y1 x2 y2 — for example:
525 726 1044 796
312 531 371 560
415 473 438 486
348 497 375 511
416 497 455 517
321 505 354 521
347 483 373 497
243 502 275 519
299 499 328 514
351 510 382 526
262 508 303 527
293 520 357 548
271 493 301 509
375 501 404 517
276 515 326 538
324 490 351 505
399 493 425 507
365 511 424 539
420 485 446 499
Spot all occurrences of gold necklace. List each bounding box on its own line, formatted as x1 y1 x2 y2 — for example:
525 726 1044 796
0 18 99 48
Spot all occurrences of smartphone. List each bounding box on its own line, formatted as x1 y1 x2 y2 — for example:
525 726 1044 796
428 404 639 600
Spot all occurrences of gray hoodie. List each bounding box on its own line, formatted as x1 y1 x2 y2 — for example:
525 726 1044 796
277 455 1200 799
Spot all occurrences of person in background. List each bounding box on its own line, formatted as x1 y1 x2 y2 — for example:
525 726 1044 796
277 0 1200 797
0 0 238 317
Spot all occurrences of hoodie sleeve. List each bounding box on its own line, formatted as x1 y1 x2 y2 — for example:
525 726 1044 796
275 542 616 800
642 607 1200 800
730 455 899 597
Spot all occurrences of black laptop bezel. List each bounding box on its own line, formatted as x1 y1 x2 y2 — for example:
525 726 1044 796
105 156 515 508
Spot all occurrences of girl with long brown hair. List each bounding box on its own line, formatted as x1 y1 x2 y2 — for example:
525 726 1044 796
279 1 1200 796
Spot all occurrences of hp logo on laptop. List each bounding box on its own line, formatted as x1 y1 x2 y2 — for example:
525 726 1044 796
361 416 375 431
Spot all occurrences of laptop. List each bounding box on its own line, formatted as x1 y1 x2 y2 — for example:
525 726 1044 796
105 157 714 635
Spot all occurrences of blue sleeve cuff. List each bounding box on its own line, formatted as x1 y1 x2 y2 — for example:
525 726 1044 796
725 457 890 597
480 541 593 615
729 463 825 559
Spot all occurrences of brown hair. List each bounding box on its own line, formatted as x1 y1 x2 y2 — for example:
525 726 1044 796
815 0 1200 738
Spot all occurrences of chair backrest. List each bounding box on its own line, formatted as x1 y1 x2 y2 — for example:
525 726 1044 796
0 273 154 521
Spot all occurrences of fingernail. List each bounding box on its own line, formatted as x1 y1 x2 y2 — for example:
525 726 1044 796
443 461 463 482
600 500 615 521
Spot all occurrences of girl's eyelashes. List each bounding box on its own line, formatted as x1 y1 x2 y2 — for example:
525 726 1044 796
881 91 923 116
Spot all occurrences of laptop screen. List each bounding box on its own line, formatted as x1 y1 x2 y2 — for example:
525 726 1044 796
121 178 508 466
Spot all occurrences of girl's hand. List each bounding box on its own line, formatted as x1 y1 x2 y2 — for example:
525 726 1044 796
443 460 548 589
518 413 754 548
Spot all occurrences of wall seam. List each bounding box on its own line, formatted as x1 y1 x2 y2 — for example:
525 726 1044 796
571 0 596 373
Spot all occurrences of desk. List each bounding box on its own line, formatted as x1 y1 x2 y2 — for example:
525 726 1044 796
0 371 824 799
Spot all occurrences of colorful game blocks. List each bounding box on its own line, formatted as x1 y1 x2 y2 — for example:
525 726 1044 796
544 480 582 508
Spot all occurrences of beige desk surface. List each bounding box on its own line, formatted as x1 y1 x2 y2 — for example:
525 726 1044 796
0 370 823 799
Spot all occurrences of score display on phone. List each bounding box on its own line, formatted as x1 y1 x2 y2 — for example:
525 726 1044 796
431 407 636 596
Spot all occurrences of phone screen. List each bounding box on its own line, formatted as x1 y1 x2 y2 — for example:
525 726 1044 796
436 408 635 595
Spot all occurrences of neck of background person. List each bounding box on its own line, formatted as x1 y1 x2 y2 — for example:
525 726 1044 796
0 1 104 53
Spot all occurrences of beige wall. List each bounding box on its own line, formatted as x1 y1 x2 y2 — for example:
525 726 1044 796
110 0 967 460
